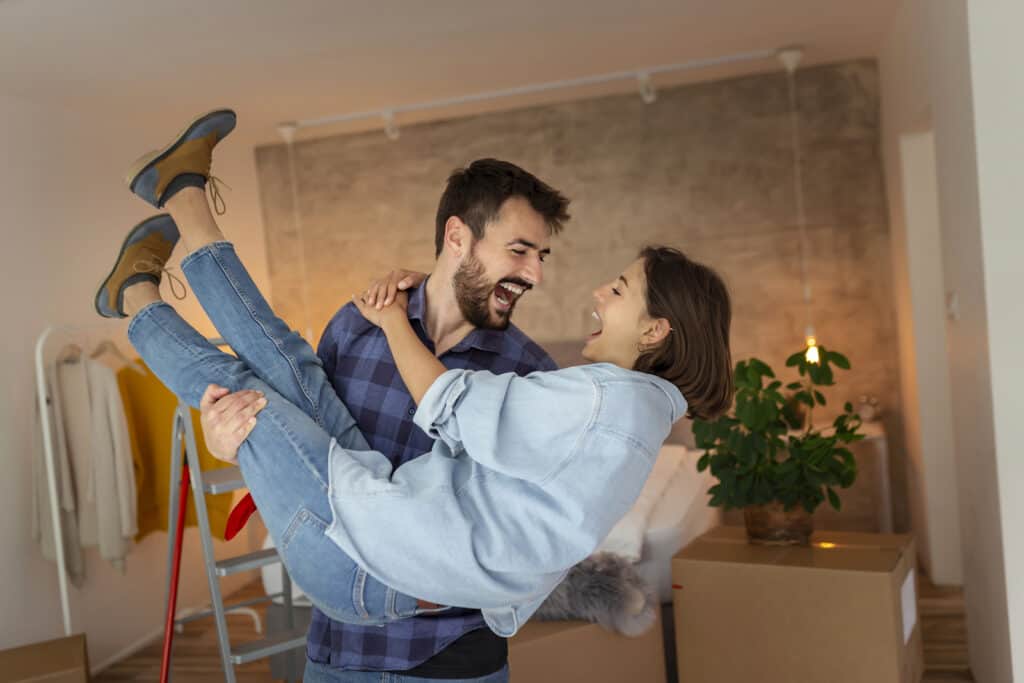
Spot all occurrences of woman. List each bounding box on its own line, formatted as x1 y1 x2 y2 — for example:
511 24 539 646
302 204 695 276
98 110 733 637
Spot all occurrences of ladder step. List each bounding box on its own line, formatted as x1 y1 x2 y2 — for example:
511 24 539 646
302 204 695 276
229 627 307 665
175 592 285 626
215 548 281 577
202 466 246 494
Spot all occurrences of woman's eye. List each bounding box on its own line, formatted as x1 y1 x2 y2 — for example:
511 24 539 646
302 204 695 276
611 287 621 296
511 249 526 256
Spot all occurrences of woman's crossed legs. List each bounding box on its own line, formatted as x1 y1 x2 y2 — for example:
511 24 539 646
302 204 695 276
120 189 433 625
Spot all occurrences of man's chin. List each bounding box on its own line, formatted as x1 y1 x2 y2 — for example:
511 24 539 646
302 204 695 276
477 302 511 330
485 312 512 331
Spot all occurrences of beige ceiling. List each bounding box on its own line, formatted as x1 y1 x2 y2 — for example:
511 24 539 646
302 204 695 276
0 0 898 144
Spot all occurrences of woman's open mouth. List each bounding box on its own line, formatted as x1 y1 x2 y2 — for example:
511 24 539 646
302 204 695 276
588 310 603 339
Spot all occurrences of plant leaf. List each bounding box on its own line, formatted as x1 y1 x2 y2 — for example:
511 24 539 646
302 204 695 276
828 351 851 369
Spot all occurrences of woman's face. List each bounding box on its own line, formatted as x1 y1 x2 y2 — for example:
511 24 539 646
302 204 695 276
582 258 658 369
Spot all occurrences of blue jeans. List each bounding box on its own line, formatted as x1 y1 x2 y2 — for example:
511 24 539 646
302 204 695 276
303 661 509 683
127 241 436 626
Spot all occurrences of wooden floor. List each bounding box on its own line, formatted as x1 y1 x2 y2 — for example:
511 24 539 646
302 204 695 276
96 579 276 683
97 575 973 682
919 577 974 682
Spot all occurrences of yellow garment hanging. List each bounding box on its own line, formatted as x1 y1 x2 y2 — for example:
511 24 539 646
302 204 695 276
116 362 234 541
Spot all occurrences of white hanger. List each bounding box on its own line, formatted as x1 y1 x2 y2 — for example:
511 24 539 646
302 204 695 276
90 339 146 375
55 343 82 364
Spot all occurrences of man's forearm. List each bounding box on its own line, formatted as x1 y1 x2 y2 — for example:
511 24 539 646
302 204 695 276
381 314 447 405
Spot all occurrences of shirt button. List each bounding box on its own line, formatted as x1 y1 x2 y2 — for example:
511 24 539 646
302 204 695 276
408 408 415 416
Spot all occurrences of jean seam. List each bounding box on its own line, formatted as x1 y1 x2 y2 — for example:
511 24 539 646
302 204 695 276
178 240 232 270
352 568 370 619
130 302 232 403
280 506 318 551
200 244 325 426
130 303 203 360
259 407 330 492
384 587 395 619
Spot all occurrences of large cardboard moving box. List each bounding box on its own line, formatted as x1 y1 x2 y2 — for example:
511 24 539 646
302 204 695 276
672 526 923 683
509 609 665 683
0 634 89 683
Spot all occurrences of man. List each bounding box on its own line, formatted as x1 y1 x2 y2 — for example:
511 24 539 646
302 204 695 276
199 158 570 682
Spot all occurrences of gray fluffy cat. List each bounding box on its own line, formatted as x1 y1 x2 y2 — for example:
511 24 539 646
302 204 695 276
533 553 657 636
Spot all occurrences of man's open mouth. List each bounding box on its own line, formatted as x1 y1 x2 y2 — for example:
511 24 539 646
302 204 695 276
494 281 528 310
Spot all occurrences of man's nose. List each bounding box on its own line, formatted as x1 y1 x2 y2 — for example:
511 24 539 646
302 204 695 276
523 255 544 287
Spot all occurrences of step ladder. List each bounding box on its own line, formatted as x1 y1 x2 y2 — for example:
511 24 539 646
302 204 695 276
162 400 306 682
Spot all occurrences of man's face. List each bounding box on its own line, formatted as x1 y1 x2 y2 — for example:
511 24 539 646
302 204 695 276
452 196 551 330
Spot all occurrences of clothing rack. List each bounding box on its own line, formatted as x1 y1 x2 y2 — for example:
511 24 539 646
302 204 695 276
34 322 133 635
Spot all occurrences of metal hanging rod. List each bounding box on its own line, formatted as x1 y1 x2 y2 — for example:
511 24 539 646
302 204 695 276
279 47 781 137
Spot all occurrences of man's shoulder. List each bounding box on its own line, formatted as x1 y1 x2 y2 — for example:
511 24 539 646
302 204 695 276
499 324 557 371
323 301 376 338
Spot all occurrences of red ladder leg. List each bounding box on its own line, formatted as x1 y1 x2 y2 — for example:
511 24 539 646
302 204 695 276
160 464 190 683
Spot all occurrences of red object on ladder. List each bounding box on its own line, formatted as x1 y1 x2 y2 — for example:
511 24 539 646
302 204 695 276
160 464 190 683
225 492 258 541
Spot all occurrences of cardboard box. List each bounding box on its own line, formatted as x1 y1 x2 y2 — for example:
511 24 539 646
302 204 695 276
510 609 666 683
0 634 89 683
672 526 923 683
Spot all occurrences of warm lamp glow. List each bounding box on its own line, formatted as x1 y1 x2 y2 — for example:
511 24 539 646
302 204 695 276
816 542 837 549
805 336 820 364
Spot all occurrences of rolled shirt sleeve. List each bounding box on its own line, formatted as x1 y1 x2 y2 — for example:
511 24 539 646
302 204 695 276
414 367 598 484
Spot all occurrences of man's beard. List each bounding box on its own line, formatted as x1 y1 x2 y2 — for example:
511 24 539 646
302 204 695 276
453 247 511 330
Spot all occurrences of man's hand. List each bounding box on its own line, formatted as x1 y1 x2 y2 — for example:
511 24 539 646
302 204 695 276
199 385 267 464
362 269 426 309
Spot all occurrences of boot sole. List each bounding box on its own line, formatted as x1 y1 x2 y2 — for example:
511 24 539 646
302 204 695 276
125 108 236 193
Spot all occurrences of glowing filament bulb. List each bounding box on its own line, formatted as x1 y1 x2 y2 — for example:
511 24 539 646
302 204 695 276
805 335 820 365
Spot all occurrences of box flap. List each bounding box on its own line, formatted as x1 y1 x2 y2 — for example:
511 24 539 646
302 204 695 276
676 526 910 573
0 634 88 682
511 619 594 646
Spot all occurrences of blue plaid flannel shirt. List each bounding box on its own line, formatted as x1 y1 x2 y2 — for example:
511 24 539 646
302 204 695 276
308 281 556 671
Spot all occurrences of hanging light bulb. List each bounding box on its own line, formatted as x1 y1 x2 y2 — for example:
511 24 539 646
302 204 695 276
778 46 822 365
805 327 820 365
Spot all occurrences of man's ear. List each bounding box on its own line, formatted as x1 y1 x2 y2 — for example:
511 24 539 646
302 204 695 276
642 317 672 347
443 216 469 258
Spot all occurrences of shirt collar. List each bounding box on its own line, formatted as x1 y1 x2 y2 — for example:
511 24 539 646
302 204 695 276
407 278 508 356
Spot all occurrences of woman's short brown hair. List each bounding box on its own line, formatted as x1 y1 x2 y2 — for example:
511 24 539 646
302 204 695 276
633 246 734 421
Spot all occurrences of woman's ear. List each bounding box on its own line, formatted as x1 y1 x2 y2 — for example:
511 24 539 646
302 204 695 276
443 217 468 258
642 317 672 347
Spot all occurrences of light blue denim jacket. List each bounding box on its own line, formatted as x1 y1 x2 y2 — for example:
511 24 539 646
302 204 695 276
324 362 687 636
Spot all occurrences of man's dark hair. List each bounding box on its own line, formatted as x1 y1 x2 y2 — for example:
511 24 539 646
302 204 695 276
434 159 571 257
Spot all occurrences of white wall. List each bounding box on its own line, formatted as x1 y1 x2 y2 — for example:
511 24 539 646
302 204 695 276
880 0 963 587
895 130 963 584
880 0 1022 679
0 93 272 670
966 1 1024 677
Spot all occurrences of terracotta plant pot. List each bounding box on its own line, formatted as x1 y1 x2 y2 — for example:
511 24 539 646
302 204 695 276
744 501 813 546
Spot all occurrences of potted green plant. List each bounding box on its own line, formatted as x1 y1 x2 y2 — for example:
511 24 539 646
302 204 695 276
692 346 864 545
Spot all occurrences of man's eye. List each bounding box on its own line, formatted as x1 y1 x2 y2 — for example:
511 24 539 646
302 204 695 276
511 249 527 256
612 287 621 296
